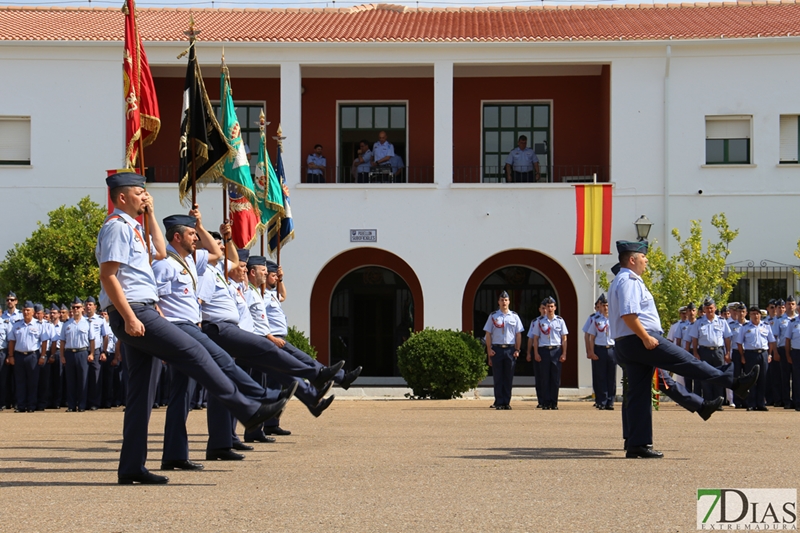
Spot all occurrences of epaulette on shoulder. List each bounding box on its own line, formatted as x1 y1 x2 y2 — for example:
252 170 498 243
556 315 562 319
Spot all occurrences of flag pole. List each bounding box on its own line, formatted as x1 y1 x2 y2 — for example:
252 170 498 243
259 110 267 297
592 172 597 302
220 49 229 279
184 18 200 262
131 1 151 265
273 124 286 267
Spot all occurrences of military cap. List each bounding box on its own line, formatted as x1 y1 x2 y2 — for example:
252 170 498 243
775 298 786 306
162 214 197 231
22 300 34 309
768 299 777 306
686 302 697 311
787 295 796 303
266 260 279 273
702 297 715 308
678 306 687 313
33 303 44 313
106 171 145 189
247 255 267 268
6 291 16 299
727 302 739 310
71 297 83 306
748 304 761 313
209 231 222 241
499 290 510 299
596 294 607 304
541 296 556 306
616 240 649 255
85 296 97 304
50 304 59 312
610 263 621 276
236 248 250 263
60 303 68 311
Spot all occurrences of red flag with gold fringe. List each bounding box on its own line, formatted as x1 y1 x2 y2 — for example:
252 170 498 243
123 0 160 170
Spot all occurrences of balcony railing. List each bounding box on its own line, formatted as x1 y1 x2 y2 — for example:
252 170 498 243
148 164 607 185
453 164 610 184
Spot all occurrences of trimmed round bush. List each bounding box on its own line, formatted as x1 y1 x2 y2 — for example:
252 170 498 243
286 326 317 359
397 328 488 399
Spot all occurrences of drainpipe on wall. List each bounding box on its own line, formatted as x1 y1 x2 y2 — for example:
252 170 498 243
664 45 671 256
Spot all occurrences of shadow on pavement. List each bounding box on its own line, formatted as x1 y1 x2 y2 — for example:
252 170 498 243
452 447 622 460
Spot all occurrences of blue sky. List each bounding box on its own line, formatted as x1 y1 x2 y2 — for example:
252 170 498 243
4 0 640 8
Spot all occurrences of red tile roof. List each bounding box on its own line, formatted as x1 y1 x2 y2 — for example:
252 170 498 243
1 2 800 43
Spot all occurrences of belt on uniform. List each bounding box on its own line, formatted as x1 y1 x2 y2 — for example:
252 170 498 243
492 344 513 348
67 348 89 352
699 345 723 349
105 301 155 315
14 350 39 355
745 348 766 354
596 345 613 349
539 345 559 348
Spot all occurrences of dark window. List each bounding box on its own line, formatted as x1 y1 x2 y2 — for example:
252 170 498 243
482 103 550 182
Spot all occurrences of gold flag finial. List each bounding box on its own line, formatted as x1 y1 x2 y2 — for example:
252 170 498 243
178 16 201 59
273 124 286 147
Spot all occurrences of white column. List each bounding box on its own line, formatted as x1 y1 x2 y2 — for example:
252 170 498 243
433 61 454 187
280 62 302 186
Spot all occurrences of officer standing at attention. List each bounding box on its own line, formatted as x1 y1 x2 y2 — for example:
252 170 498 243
85 296 108 411
528 296 568 410
37 304 60 410
484 291 523 410
688 297 732 403
784 309 800 411
0 311 6 411
736 304 775 411
679 302 701 395
608 240 759 459
773 295 795 409
33 303 53 410
7 301 48 412
59 297 94 412
306 144 327 183
101 311 121 408
504 135 540 183
582 298 602 408
586 294 616 410
764 299 780 406
2 291 23 410
97 171 287 485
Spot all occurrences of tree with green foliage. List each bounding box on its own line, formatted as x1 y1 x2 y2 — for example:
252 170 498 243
286 326 317 359
600 213 741 332
397 328 488 399
0 196 106 305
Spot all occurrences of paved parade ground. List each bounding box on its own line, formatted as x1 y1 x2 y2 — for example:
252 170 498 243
0 398 798 532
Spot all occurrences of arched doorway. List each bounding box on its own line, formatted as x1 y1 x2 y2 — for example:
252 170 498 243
309 248 423 374
462 250 579 387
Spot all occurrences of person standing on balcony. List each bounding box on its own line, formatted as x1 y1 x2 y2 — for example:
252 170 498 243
352 140 372 183
504 135 540 183
306 144 327 184
372 131 395 169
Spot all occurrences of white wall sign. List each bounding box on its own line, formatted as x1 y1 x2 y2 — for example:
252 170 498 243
350 229 377 242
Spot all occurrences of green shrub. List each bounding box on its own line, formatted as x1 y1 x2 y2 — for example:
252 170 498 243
286 326 317 359
397 328 488 399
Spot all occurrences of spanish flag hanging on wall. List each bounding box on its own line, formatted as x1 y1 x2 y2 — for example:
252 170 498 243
574 184 613 255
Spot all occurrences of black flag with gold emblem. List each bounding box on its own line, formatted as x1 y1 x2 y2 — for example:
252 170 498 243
178 37 233 206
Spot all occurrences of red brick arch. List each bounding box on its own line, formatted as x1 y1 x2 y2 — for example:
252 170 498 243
309 247 424 366
462 249 579 388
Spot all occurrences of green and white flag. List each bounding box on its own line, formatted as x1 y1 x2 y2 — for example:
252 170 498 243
254 109 284 239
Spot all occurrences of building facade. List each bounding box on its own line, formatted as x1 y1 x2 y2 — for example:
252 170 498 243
2 3 800 388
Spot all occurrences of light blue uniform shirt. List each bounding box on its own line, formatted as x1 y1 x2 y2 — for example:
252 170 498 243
688 315 732 347
265 288 288 337
736 321 774 350
233 282 256 333
9 319 47 352
60 317 94 350
153 245 208 324
585 314 614 347
356 150 372 173
773 313 796 345
390 155 405 174
197 263 240 324
504 147 539 172
0 321 7 350
786 317 800 349
483 310 524 345
87 314 108 351
96 209 158 310
106 324 117 353
728 319 744 338
38 320 54 350
246 283 271 337
529 315 568 346
306 153 326 176
49 321 63 351
608 267 663 339
2 309 22 324
372 141 395 164
581 313 598 334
